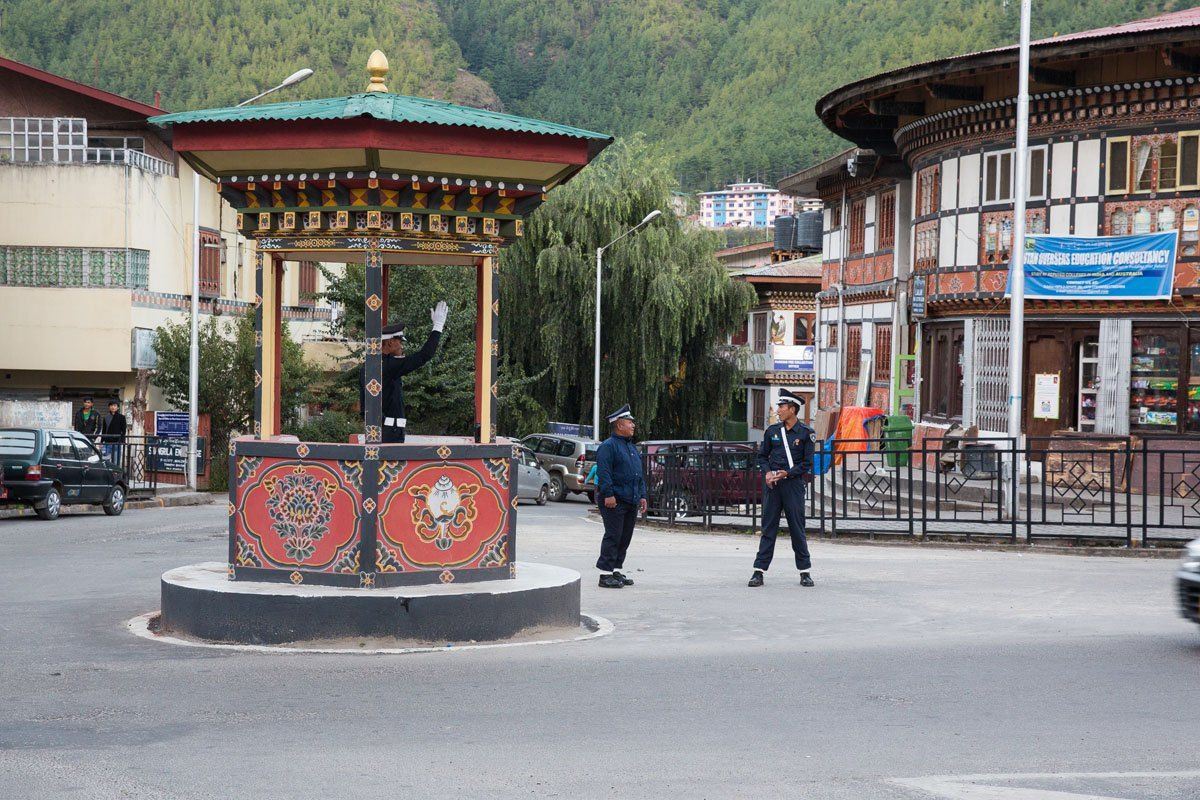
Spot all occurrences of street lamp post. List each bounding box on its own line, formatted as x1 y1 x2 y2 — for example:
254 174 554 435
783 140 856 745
592 209 662 436
187 67 313 489
1005 0 1033 524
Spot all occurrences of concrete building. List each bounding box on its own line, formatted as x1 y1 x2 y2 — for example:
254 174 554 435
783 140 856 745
698 181 806 228
0 56 339 420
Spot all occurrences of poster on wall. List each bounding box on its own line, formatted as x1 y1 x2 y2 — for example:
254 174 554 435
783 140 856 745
1006 231 1178 300
1033 373 1061 420
772 344 815 371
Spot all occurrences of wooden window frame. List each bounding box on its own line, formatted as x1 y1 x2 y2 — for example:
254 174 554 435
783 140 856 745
1106 136 1131 195
916 166 940 217
830 201 842 230
984 146 1047 204
297 261 319 307
874 323 892 382
793 313 814 346
877 190 896 250
848 199 866 255
751 312 769 354
844 323 863 381
198 228 222 298
751 388 767 430
1179 132 1200 190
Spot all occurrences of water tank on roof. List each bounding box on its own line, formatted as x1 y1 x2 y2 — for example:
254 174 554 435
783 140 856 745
774 216 796 251
795 211 822 253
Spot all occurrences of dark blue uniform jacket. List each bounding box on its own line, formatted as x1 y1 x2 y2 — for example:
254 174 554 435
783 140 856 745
758 421 816 480
596 434 646 505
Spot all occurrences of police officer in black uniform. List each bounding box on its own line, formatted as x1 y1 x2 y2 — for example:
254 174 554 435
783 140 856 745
749 389 816 588
594 404 647 589
361 300 447 443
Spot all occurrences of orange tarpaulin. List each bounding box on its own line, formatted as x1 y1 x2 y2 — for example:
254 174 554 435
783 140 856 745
832 405 885 464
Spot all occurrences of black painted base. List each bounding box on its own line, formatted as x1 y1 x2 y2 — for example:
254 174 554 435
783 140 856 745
160 562 581 646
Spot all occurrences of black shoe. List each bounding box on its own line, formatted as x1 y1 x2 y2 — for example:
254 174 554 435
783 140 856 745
748 570 764 587
800 572 815 587
598 573 624 589
613 570 634 586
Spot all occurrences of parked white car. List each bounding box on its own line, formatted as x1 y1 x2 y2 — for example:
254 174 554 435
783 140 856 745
1178 538 1200 629
514 446 551 506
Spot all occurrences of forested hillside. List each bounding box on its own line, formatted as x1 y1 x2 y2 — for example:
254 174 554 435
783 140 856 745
0 0 1181 188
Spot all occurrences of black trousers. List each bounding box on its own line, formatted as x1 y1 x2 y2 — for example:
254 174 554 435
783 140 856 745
596 500 638 572
382 425 405 443
754 478 811 571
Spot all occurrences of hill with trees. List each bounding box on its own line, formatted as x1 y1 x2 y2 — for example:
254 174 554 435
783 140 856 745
0 0 1179 187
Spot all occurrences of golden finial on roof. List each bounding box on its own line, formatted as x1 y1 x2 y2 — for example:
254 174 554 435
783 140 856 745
366 50 389 93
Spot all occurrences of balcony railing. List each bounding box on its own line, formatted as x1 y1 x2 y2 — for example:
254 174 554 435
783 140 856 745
0 246 150 289
0 117 176 176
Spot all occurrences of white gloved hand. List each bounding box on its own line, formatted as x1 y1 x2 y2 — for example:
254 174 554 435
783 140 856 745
431 300 449 332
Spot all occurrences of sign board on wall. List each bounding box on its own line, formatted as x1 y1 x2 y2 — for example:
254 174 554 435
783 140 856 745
146 437 206 474
772 344 815 372
0 400 72 429
911 276 926 317
1033 373 1061 420
1008 231 1178 300
154 412 190 438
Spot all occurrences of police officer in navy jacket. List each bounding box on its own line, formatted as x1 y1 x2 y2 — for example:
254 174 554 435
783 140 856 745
594 404 647 589
360 301 447 443
749 389 816 588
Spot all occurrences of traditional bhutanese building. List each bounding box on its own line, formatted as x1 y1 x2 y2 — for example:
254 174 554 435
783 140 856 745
728 256 822 439
0 56 340 419
787 7 1200 443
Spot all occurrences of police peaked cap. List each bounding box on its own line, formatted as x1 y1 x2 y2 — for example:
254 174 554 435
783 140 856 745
606 404 635 424
381 322 406 341
776 389 805 408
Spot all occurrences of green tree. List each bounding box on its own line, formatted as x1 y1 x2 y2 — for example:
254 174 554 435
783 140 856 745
152 313 316 486
500 135 754 439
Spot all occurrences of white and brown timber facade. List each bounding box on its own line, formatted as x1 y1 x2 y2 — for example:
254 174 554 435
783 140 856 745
783 7 1200 443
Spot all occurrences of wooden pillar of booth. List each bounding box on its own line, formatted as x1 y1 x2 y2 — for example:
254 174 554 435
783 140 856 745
253 250 264 438
474 256 498 442
361 244 384 583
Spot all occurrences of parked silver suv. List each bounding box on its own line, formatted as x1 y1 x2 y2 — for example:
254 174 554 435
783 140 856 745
520 433 598 502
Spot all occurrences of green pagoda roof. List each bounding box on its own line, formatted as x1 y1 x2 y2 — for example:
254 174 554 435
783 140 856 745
149 92 612 141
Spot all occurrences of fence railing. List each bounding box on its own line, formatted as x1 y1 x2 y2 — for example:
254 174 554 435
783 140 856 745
105 436 160 498
640 436 1198 546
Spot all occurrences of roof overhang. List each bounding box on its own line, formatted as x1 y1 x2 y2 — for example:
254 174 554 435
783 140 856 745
167 117 601 187
814 10 1200 152
0 54 163 119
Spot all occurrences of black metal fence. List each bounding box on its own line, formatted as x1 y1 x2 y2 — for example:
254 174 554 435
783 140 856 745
107 436 160 498
641 436 1198 547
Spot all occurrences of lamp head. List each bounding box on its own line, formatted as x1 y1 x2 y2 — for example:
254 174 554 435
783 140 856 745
641 209 662 225
281 68 314 88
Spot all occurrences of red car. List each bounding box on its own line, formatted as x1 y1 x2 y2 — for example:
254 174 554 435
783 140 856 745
642 440 759 518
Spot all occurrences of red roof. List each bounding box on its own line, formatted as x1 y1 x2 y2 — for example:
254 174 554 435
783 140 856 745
969 6 1200 59
0 55 162 117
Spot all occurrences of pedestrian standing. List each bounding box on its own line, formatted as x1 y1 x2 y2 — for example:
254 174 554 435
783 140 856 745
73 397 101 441
748 389 816 588
595 404 646 589
100 399 127 466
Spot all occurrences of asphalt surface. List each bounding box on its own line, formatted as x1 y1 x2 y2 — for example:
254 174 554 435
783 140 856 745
0 496 1196 799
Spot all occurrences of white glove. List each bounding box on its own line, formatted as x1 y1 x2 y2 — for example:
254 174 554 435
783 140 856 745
431 300 448 332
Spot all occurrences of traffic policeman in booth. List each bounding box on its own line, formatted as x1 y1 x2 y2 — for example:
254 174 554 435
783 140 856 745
361 300 448 443
748 389 816 588
594 404 647 589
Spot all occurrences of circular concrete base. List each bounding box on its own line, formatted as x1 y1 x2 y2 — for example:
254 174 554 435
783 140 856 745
160 562 581 646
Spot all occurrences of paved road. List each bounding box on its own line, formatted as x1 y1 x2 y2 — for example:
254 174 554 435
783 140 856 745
0 498 1196 799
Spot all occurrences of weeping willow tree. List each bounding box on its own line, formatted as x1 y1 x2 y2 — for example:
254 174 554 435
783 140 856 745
500 135 754 439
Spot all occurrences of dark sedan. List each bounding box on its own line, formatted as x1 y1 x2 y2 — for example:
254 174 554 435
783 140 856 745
0 428 127 519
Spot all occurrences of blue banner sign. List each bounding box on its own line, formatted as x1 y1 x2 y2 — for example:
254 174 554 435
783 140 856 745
547 421 595 439
1008 231 1178 300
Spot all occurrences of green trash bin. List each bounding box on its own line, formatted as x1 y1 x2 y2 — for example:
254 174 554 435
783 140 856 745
881 414 914 467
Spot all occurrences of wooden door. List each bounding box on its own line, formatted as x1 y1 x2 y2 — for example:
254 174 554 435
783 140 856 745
1024 332 1069 448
